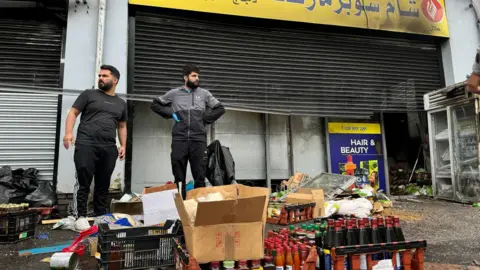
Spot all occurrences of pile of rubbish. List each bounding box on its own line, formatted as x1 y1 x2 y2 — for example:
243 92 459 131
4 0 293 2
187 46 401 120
0 166 56 207
268 171 394 220
389 166 433 196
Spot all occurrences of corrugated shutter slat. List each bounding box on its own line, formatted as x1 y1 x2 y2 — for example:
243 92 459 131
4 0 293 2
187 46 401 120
0 17 62 181
134 12 442 118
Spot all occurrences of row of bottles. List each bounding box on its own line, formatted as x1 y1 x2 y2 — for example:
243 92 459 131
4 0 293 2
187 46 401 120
321 216 405 248
0 203 29 214
269 216 406 270
264 229 315 270
202 216 406 270
208 260 263 270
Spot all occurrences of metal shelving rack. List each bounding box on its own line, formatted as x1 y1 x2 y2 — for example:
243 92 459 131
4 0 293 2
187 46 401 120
424 83 480 203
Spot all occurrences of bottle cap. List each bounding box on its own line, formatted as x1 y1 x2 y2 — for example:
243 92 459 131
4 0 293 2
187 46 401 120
223 261 235 268
358 218 365 228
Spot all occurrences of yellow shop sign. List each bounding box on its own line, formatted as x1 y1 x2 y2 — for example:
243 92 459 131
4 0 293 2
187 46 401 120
130 0 449 37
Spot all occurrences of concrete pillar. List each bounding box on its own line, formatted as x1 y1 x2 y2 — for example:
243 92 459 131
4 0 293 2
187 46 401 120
57 0 128 193
442 0 480 85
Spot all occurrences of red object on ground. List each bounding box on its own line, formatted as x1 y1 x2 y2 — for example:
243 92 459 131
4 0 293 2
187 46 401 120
62 225 98 256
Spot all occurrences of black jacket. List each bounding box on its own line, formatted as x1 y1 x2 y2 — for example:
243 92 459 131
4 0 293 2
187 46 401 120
151 86 225 142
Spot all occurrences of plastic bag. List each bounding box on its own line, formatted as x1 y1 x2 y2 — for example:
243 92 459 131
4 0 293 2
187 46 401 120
206 140 235 186
52 216 76 230
0 166 13 188
11 168 38 193
221 145 235 183
0 166 40 203
0 183 9 203
25 181 57 207
336 198 373 218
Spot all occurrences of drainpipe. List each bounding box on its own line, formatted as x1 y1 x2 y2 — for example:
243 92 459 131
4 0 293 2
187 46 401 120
94 0 106 87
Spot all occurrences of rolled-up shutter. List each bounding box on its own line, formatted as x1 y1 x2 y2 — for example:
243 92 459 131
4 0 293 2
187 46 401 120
133 11 443 119
0 16 63 181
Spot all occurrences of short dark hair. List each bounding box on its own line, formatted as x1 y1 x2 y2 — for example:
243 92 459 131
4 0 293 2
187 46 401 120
183 64 200 77
100 65 120 81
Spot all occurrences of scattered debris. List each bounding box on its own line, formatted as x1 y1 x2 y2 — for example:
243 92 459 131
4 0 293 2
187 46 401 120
52 216 76 231
36 232 49 239
18 241 73 256
373 201 384 213
381 208 423 221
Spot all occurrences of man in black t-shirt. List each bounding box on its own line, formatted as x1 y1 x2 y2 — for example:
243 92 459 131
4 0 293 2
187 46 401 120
63 65 127 231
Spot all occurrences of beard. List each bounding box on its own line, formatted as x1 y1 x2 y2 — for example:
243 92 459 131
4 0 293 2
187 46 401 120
186 79 199 89
99 80 113 91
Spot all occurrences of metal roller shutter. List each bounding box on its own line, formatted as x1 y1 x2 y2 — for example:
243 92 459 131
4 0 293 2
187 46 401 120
133 12 443 119
0 17 63 181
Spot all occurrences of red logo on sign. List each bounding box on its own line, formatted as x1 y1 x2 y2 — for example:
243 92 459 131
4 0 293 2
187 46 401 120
234 232 240 247
216 232 223 248
421 0 444 23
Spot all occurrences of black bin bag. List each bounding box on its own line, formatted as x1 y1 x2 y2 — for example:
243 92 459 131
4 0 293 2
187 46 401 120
206 140 235 186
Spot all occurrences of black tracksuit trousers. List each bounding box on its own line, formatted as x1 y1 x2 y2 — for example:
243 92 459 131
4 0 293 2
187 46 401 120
73 144 118 217
171 141 207 199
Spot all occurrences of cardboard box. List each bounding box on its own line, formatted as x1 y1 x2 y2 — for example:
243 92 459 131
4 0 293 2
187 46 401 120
286 188 325 218
142 183 179 226
174 184 270 263
110 200 143 216
143 183 177 194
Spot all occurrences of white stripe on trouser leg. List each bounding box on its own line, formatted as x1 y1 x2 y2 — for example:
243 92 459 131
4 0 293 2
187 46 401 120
72 171 80 218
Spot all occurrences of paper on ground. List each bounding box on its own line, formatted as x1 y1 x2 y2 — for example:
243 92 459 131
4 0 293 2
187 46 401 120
372 259 393 270
142 188 179 226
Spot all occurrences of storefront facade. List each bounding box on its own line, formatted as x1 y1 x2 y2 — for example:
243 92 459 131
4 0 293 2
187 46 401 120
126 0 448 192
32 0 477 195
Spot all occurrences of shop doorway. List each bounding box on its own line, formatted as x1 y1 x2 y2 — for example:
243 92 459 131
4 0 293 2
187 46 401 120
383 113 431 195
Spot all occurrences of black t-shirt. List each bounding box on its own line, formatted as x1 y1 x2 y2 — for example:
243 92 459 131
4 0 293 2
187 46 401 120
72 89 127 146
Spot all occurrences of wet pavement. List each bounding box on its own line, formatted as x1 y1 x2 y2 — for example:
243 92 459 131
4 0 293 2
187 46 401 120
0 227 97 270
392 197 480 267
0 197 479 269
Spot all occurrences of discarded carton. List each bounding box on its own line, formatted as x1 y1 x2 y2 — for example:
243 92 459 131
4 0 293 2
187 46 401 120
143 183 177 194
286 188 325 218
174 184 270 263
142 183 179 226
110 200 143 216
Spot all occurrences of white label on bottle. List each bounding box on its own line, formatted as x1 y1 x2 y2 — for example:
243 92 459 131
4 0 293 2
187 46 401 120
286 266 293 270
396 253 402 270
360 254 367 270
372 259 394 270
276 267 284 270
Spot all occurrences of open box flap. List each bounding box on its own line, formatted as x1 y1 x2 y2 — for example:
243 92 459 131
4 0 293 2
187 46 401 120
187 184 238 200
174 193 193 227
194 196 267 227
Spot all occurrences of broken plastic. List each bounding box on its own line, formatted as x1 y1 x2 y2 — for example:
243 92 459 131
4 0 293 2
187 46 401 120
300 172 357 200
62 225 98 256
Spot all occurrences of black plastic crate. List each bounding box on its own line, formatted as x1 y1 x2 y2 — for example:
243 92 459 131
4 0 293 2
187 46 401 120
0 210 37 244
97 220 182 270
